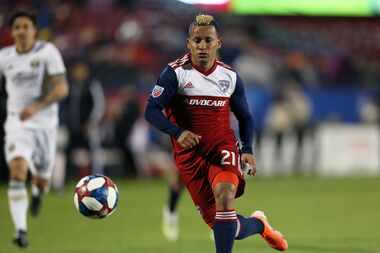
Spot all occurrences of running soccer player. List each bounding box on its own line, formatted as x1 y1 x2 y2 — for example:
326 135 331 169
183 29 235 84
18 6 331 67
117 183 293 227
145 14 288 253
0 11 69 248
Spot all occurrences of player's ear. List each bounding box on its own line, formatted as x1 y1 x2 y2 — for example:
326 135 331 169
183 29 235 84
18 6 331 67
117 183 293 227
186 38 191 50
217 37 222 49
33 27 38 38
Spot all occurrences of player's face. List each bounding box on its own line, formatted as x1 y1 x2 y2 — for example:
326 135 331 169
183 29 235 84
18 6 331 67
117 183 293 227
187 26 221 69
11 17 37 47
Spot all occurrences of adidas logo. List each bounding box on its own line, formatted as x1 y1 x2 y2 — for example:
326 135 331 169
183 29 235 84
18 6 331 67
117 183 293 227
183 82 194 88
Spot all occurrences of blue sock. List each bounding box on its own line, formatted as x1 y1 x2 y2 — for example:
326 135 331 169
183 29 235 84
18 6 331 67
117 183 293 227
168 186 181 213
235 214 264 240
213 210 237 253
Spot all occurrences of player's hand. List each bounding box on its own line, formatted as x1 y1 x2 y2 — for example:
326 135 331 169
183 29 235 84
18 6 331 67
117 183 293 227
177 130 202 150
241 153 257 176
20 103 42 121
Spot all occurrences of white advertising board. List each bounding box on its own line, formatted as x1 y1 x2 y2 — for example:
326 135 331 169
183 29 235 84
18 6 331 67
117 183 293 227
318 124 380 176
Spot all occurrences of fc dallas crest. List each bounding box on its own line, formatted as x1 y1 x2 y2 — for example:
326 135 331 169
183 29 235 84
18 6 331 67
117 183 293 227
151 85 164 97
218 80 230 93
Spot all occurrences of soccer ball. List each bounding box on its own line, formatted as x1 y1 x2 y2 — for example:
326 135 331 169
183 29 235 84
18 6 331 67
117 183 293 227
73 174 119 219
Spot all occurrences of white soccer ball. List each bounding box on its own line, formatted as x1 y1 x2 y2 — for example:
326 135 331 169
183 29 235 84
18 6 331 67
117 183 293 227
73 174 119 219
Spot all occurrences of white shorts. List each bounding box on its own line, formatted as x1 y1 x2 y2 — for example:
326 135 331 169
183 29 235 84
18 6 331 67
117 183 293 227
5 127 57 179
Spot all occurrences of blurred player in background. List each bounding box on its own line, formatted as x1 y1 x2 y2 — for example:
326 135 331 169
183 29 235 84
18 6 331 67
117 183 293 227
0 11 69 248
150 129 184 241
145 14 287 253
162 171 183 241
65 60 105 178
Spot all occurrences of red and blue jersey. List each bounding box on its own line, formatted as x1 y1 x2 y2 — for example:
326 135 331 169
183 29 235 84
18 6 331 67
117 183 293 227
145 53 254 154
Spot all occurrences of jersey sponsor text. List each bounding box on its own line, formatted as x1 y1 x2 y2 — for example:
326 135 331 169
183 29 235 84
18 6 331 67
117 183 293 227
184 98 227 107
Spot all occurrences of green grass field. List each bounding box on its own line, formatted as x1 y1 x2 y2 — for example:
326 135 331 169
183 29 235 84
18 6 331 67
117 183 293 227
0 177 379 253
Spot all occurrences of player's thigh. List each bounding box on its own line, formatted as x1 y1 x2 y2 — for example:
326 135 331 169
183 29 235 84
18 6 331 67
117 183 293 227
208 142 246 198
5 128 34 179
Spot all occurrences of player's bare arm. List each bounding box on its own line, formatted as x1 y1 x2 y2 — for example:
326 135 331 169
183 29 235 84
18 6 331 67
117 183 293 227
177 130 202 150
20 74 69 121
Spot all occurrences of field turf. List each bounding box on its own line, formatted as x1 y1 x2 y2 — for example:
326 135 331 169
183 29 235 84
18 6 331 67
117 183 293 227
0 177 379 253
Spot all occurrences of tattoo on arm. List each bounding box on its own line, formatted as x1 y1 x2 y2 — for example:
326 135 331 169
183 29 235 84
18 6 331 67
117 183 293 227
37 73 69 108
50 73 67 84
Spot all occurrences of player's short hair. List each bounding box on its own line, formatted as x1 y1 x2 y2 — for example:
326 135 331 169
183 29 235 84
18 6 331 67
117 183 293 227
9 10 37 27
188 14 219 36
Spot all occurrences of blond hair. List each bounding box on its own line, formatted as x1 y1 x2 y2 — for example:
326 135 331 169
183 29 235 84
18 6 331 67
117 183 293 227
195 14 215 26
188 14 219 35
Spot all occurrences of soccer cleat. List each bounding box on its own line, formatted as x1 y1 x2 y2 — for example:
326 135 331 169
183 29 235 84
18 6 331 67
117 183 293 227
13 230 28 248
252 210 288 251
30 195 42 217
162 206 179 241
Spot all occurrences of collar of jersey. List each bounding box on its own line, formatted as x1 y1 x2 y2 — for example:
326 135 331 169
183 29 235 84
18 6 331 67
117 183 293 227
190 57 217 76
15 41 38 55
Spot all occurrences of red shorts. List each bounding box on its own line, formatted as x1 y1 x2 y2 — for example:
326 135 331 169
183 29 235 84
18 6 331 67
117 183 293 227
173 134 245 228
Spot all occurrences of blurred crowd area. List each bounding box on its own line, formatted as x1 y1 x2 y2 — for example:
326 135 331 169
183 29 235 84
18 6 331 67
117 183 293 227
1 0 380 183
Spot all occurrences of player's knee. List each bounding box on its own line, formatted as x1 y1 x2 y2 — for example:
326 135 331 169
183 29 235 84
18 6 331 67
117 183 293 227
213 183 236 210
9 157 28 181
33 177 49 192
212 171 238 210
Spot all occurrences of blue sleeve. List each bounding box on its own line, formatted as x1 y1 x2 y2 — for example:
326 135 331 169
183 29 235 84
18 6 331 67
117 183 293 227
230 74 254 154
144 66 184 138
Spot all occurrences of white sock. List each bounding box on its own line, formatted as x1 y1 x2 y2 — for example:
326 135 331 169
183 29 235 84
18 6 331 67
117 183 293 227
8 180 28 232
31 184 40 197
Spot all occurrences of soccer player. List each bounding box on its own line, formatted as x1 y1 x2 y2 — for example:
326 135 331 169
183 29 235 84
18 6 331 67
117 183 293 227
145 14 288 252
0 11 69 248
146 127 184 241
65 60 105 177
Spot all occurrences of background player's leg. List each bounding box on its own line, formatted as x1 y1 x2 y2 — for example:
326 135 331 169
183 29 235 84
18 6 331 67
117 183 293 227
30 176 48 217
31 129 55 216
7 157 29 248
162 172 183 241
168 182 182 214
